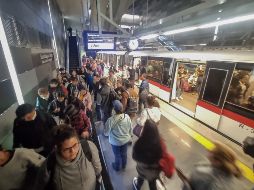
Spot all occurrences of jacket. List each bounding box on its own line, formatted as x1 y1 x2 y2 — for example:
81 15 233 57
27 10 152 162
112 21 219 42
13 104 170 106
79 92 92 111
36 96 49 113
105 113 132 146
35 141 102 190
0 148 45 190
13 111 56 155
48 99 67 119
70 110 91 136
97 85 111 112
183 163 240 190
137 107 161 126
139 79 149 94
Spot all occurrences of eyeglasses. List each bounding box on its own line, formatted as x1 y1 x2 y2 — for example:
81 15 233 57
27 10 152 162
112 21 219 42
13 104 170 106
62 142 80 153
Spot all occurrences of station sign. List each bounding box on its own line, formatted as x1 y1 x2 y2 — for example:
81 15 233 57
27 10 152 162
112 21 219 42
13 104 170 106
83 31 116 51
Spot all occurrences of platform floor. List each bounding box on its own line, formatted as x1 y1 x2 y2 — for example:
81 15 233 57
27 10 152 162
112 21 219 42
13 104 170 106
95 110 252 190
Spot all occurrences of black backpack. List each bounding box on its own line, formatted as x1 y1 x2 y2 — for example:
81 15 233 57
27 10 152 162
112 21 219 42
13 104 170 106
126 90 138 113
243 136 254 158
45 139 92 190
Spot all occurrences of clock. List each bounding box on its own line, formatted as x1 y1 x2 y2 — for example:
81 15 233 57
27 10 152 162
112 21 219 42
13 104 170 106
128 39 139 50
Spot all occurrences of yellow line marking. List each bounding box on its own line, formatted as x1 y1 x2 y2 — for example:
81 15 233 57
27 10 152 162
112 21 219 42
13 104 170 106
160 106 254 183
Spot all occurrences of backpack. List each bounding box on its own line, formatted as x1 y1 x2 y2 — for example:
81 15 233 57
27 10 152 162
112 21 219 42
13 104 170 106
109 88 118 102
45 139 92 189
126 90 138 113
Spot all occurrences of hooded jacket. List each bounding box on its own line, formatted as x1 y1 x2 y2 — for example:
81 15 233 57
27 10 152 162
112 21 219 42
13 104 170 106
97 85 111 112
35 141 102 190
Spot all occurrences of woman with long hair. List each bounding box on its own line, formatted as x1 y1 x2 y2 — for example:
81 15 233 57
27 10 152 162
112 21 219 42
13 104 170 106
183 141 242 190
132 119 163 190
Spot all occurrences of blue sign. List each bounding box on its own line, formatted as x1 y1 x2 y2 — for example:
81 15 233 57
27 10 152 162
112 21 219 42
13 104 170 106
83 31 116 51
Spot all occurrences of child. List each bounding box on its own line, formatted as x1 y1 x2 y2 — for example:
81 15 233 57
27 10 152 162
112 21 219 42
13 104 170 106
48 91 67 122
35 88 49 113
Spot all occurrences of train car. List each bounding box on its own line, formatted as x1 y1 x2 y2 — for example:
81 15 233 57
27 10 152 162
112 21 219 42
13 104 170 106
101 50 254 144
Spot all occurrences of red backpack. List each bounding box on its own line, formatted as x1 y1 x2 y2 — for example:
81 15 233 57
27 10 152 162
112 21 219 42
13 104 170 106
159 140 175 178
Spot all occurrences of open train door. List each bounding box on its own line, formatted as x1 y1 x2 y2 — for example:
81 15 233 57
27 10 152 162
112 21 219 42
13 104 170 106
195 61 235 129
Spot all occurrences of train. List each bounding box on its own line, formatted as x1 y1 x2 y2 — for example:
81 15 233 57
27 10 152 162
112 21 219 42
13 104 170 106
98 50 254 144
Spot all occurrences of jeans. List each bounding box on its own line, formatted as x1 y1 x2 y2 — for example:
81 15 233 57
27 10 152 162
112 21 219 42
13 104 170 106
111 143 128 170
135 177 157 190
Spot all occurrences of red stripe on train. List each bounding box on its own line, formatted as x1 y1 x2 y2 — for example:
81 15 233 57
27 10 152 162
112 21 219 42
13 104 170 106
197 100 254 128
147 80 171 92
222 109 254 129
196 100 222 115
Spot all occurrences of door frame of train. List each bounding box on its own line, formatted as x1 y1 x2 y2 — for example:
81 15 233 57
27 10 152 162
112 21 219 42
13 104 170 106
195 61 236 129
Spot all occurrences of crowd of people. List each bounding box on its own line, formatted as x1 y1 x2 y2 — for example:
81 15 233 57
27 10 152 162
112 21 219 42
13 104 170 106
0 57 253 190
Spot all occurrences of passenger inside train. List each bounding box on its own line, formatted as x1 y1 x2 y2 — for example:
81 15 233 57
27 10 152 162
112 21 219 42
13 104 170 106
1 0 254 190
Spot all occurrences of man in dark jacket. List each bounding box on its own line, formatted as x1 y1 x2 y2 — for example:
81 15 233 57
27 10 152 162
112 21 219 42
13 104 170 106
138 73 149 112
13 104 56 157
97 78 111 124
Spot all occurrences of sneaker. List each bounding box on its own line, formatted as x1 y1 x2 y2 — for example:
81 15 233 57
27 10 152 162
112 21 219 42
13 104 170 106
176 97 180 101
133 177 138 190
179 96 184 100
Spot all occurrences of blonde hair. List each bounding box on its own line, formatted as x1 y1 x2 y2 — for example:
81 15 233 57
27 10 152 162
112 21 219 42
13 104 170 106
211 141 242 178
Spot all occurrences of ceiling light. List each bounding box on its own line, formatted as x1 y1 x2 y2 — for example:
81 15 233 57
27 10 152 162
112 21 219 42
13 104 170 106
121 14 140 20
139 34 158 40
0 16 24 105
199 14 254 28
163 26 198 35
218 9 223 13
159 19 162 24
217 17 221 20
116 42 120 44
119 25 132 29
199 43 207 46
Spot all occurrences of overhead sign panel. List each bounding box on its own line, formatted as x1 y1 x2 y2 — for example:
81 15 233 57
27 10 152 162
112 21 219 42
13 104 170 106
83 31 116 51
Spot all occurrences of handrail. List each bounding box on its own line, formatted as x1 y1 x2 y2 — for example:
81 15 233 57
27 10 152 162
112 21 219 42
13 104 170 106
91 122 114 190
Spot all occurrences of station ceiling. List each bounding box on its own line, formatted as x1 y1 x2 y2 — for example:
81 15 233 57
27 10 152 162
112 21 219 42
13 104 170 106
56 0 254 50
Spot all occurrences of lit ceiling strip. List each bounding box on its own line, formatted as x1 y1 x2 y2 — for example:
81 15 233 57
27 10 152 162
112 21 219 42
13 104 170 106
0 16 24 105
48 0 60 68
139 13 254 40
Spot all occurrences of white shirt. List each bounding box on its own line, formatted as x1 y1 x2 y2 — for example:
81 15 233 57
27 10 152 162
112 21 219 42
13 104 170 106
137 107 161 126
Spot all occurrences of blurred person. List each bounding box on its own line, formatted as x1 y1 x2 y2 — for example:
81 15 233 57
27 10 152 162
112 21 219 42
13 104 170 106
64 104 91 139
138 73 149 112
108 69 117 89
67 77 82 99
78 87 93 119
122 65 130 80
86 68 94 93
13 104 56 156
124 81 138 119
36 87 50 113
176 65 187 101
48 79 64 103
182 141 242 190
104 100 132 171
133 120 174 190
97 78 111 124
0 135 45 190
34 125 102 190
48 91 67 122
135 96 161 137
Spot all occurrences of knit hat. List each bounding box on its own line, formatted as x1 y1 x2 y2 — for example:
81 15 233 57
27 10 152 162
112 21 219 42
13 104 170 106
113 100 123 113
0 133 13 151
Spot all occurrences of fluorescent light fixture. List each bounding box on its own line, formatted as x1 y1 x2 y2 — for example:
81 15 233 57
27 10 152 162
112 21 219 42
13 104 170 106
159 19 162 24
199 43 207 46
199 14 254 28
48 0 60 68
163 26 198 35
218 9 223 13
119 25 132 29
116 42 121 44
217 17 221 20
121 14 140 20
0 16 24 105
213 25 219 41
139 34 158 40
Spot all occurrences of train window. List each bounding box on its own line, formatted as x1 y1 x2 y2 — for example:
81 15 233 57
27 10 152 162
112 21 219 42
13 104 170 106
202 68 228 106
162 59 172 86
146 59 163 81
226 68 254 112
